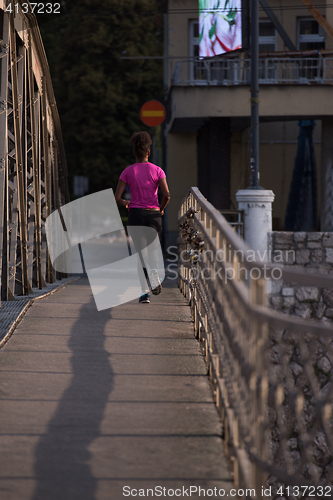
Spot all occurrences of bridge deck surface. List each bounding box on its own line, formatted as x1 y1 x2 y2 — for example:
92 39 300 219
0 276 232 500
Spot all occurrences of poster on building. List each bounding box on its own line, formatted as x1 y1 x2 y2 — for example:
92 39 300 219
199 0 243 57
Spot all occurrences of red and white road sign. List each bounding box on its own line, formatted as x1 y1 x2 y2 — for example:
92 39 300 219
140 100 166 127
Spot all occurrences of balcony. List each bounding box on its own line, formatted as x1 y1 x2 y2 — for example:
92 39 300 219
171 55 333 86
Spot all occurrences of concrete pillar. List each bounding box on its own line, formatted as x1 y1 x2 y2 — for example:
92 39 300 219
236 189 275 257
321 117 333 231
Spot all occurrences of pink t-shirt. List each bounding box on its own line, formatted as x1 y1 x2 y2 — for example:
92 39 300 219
119 162 166 209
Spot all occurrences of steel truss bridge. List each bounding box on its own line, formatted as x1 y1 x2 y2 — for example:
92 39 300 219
0 1 69 303
1 2 333 498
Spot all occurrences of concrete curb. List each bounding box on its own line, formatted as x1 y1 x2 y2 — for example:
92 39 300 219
0 276 81 349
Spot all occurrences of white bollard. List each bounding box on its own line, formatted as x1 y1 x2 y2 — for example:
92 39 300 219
236 189 275 259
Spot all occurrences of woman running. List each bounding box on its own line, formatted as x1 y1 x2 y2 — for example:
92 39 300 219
115 131 170 303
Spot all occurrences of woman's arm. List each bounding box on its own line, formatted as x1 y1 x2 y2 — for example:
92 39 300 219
159 177 170 215
115 179 129 208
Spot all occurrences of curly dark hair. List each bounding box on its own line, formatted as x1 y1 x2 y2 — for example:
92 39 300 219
131 131 152 159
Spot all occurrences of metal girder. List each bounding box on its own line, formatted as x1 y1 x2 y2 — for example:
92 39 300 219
259 0 296 51
9 13 33 296
0 7 69 301
0 13 9 302
41 75 54 284
301 0 333 41
27 31 45 289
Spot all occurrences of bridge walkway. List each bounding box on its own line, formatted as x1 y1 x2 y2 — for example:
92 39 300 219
0 276 233 500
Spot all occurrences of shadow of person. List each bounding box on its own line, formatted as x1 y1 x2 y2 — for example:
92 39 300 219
32 294 113 500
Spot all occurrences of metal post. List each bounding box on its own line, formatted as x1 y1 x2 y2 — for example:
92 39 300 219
27 32 45 289
250 0 260 189
52 140 63 280
151 127 155 163
9 13 33 295
41 75 53 283
0 14 9 302
162 13 169 250
163 13 168 99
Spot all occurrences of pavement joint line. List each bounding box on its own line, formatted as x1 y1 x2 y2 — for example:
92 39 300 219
0 276 81 349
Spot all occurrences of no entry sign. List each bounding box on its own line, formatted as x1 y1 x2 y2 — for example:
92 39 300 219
140 100 166 127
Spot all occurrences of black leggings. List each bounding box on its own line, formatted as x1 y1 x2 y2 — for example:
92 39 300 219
127 208 162 292
128 208 162 238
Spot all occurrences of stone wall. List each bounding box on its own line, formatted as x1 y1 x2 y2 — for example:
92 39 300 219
267 232 333 322
266 232 333 494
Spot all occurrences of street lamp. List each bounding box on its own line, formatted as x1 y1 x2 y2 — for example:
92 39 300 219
236 0 275 255
249 0 262 189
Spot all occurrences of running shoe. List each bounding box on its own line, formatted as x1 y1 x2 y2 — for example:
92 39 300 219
149 269 162 295
139 293 150 304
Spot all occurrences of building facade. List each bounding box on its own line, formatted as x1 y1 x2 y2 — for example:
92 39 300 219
165 0 333 246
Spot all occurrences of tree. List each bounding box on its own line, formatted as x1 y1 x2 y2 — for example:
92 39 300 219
39 0 164 195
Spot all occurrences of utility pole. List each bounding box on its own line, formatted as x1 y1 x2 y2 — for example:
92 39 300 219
237 0 275 254
250 0 261 189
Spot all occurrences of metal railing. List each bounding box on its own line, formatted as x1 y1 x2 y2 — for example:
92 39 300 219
219 209 243 237
0 5 69 302
178 188 333 499
172 57 333 86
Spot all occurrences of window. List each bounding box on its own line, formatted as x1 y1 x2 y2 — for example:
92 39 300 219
297 18 325 50
189 20 200 58
259 20 277 52
259 20 277 82
189 19 207 81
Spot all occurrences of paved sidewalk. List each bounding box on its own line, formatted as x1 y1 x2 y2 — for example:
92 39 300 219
0 275 233 500
0 277 78 347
